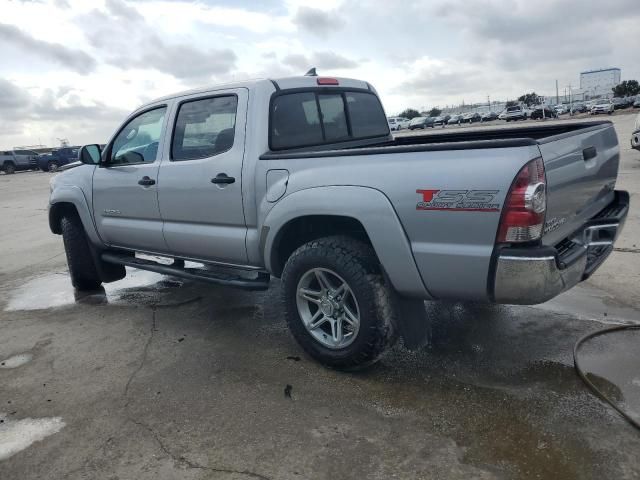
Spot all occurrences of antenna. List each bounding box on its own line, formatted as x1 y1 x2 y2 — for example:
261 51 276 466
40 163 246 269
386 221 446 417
305 67 317 77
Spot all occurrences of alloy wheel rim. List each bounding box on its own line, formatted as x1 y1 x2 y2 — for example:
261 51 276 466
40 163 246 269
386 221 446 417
296 268 360 349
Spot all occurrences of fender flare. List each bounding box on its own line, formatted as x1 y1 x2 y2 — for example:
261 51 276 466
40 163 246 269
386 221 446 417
263 186 431 299
49 185 103 247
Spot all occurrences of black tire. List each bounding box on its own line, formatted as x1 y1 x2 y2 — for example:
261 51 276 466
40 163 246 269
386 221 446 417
282 236 398 370
48 161 59 172
61 213 102 291
4 162 16 174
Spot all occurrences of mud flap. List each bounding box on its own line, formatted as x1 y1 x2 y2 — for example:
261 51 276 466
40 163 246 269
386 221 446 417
395 296 431 350
88 245 127 283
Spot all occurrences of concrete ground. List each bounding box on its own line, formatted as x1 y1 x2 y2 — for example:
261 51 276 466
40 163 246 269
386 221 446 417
1 113 639 479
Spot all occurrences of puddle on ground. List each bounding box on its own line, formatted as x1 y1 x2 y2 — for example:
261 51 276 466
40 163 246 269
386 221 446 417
0 353 33 369
0 413 66 461
576 329 640 422
4 267 184 312
532 283 640 324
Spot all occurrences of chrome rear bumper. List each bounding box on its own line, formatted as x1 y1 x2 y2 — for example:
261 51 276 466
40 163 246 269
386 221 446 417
492 191 629 305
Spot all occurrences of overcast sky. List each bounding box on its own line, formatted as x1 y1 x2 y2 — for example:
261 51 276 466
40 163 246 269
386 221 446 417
1 0 638 149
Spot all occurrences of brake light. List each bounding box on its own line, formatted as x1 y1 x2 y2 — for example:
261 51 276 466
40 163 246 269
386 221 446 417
497 157 546 243
317 77 339 85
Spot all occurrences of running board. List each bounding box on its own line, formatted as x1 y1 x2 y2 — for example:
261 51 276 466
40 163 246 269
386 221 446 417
101 252 270 291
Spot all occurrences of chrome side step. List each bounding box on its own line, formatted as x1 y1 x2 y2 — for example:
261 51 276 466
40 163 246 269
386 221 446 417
101 252 270 291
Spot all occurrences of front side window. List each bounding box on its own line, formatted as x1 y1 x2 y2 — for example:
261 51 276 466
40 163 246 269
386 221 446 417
110 107 167 165
172 95 238 161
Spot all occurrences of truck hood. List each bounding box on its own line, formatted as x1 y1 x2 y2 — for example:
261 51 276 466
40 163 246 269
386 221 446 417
58 160 82 171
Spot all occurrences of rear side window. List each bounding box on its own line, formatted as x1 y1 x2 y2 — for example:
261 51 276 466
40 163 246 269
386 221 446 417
172 95 238 161
270 90 389 150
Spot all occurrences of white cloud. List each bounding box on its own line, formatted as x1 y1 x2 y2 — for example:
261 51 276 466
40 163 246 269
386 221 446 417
0 0 639 147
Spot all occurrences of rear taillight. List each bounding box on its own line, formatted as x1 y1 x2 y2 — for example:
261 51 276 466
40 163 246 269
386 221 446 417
497 157 546 243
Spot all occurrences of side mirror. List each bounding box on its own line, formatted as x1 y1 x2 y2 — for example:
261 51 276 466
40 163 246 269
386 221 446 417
79 144 101 165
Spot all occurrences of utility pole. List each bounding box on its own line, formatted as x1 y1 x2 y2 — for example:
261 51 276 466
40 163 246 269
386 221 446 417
556 79 559 105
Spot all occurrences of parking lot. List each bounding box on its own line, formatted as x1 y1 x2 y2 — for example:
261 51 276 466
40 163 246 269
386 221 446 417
1 113 639 479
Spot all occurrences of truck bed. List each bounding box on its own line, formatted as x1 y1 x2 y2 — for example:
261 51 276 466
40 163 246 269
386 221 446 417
260 119 619 301
261 121 612 158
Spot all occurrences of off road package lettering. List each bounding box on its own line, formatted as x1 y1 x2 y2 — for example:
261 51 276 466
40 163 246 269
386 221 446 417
416 189 500 212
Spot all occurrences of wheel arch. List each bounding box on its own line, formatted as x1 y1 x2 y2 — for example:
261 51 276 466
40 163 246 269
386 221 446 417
263 186 431 299
49 186 103 247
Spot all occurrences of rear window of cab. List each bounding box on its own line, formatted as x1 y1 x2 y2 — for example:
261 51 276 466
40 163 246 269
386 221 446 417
270 90 389 150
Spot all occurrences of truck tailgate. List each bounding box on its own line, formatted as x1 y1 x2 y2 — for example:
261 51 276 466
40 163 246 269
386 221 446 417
538 122 619 246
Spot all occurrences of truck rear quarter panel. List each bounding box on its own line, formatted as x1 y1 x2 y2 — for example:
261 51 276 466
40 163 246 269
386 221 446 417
259 144 540 301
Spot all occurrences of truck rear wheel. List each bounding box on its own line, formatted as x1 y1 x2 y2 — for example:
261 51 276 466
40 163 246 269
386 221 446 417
281 236 398 370
61 213 102 291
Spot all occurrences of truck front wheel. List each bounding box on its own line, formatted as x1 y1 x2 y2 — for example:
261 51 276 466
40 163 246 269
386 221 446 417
61 213 102 291
281 236 398 369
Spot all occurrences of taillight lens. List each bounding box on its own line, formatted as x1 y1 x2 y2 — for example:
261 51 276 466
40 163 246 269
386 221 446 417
497 157 546 243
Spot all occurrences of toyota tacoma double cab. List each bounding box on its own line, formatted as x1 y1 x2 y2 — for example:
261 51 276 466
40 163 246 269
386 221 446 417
49 75 629 369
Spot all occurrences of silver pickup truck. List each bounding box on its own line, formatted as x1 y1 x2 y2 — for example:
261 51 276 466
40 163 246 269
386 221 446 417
49 75 629 368
1 149 39 174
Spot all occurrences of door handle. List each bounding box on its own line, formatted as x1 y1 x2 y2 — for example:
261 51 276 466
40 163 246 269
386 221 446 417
211 173 235 185
138 176 156 186
582 146 597 161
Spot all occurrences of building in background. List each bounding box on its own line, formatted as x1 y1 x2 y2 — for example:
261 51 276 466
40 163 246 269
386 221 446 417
580 68 621 97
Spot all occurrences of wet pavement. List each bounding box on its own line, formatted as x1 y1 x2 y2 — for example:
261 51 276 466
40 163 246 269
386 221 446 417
1 114 639 479
1 269 639 480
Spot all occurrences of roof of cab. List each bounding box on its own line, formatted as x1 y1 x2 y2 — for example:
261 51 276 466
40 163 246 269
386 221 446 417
143 76 372 108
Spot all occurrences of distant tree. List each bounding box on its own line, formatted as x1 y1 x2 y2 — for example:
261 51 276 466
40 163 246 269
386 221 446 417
428 107 442 117
612 80 640 97
506 100 518 107
399 108 421 119
517 92 540 106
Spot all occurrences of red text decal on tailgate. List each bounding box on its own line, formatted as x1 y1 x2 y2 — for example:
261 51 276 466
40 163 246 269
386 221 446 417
416 189 500 212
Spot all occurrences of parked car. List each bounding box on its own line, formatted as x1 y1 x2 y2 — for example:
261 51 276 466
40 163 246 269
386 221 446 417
387 117 409 131
591 99 614 115
462 112 481 123
530 106 557 120
612 97 629 110
408 116 435 129
48 75 629 370
498 111 507 120
571 103 587 114
432 115 451 126
634 96 640 108
503 105 528 121
38 147 79 171
0 149 39 174
632 113 640 151
481 111 499 122
553 105 568 115
447 114 463 125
